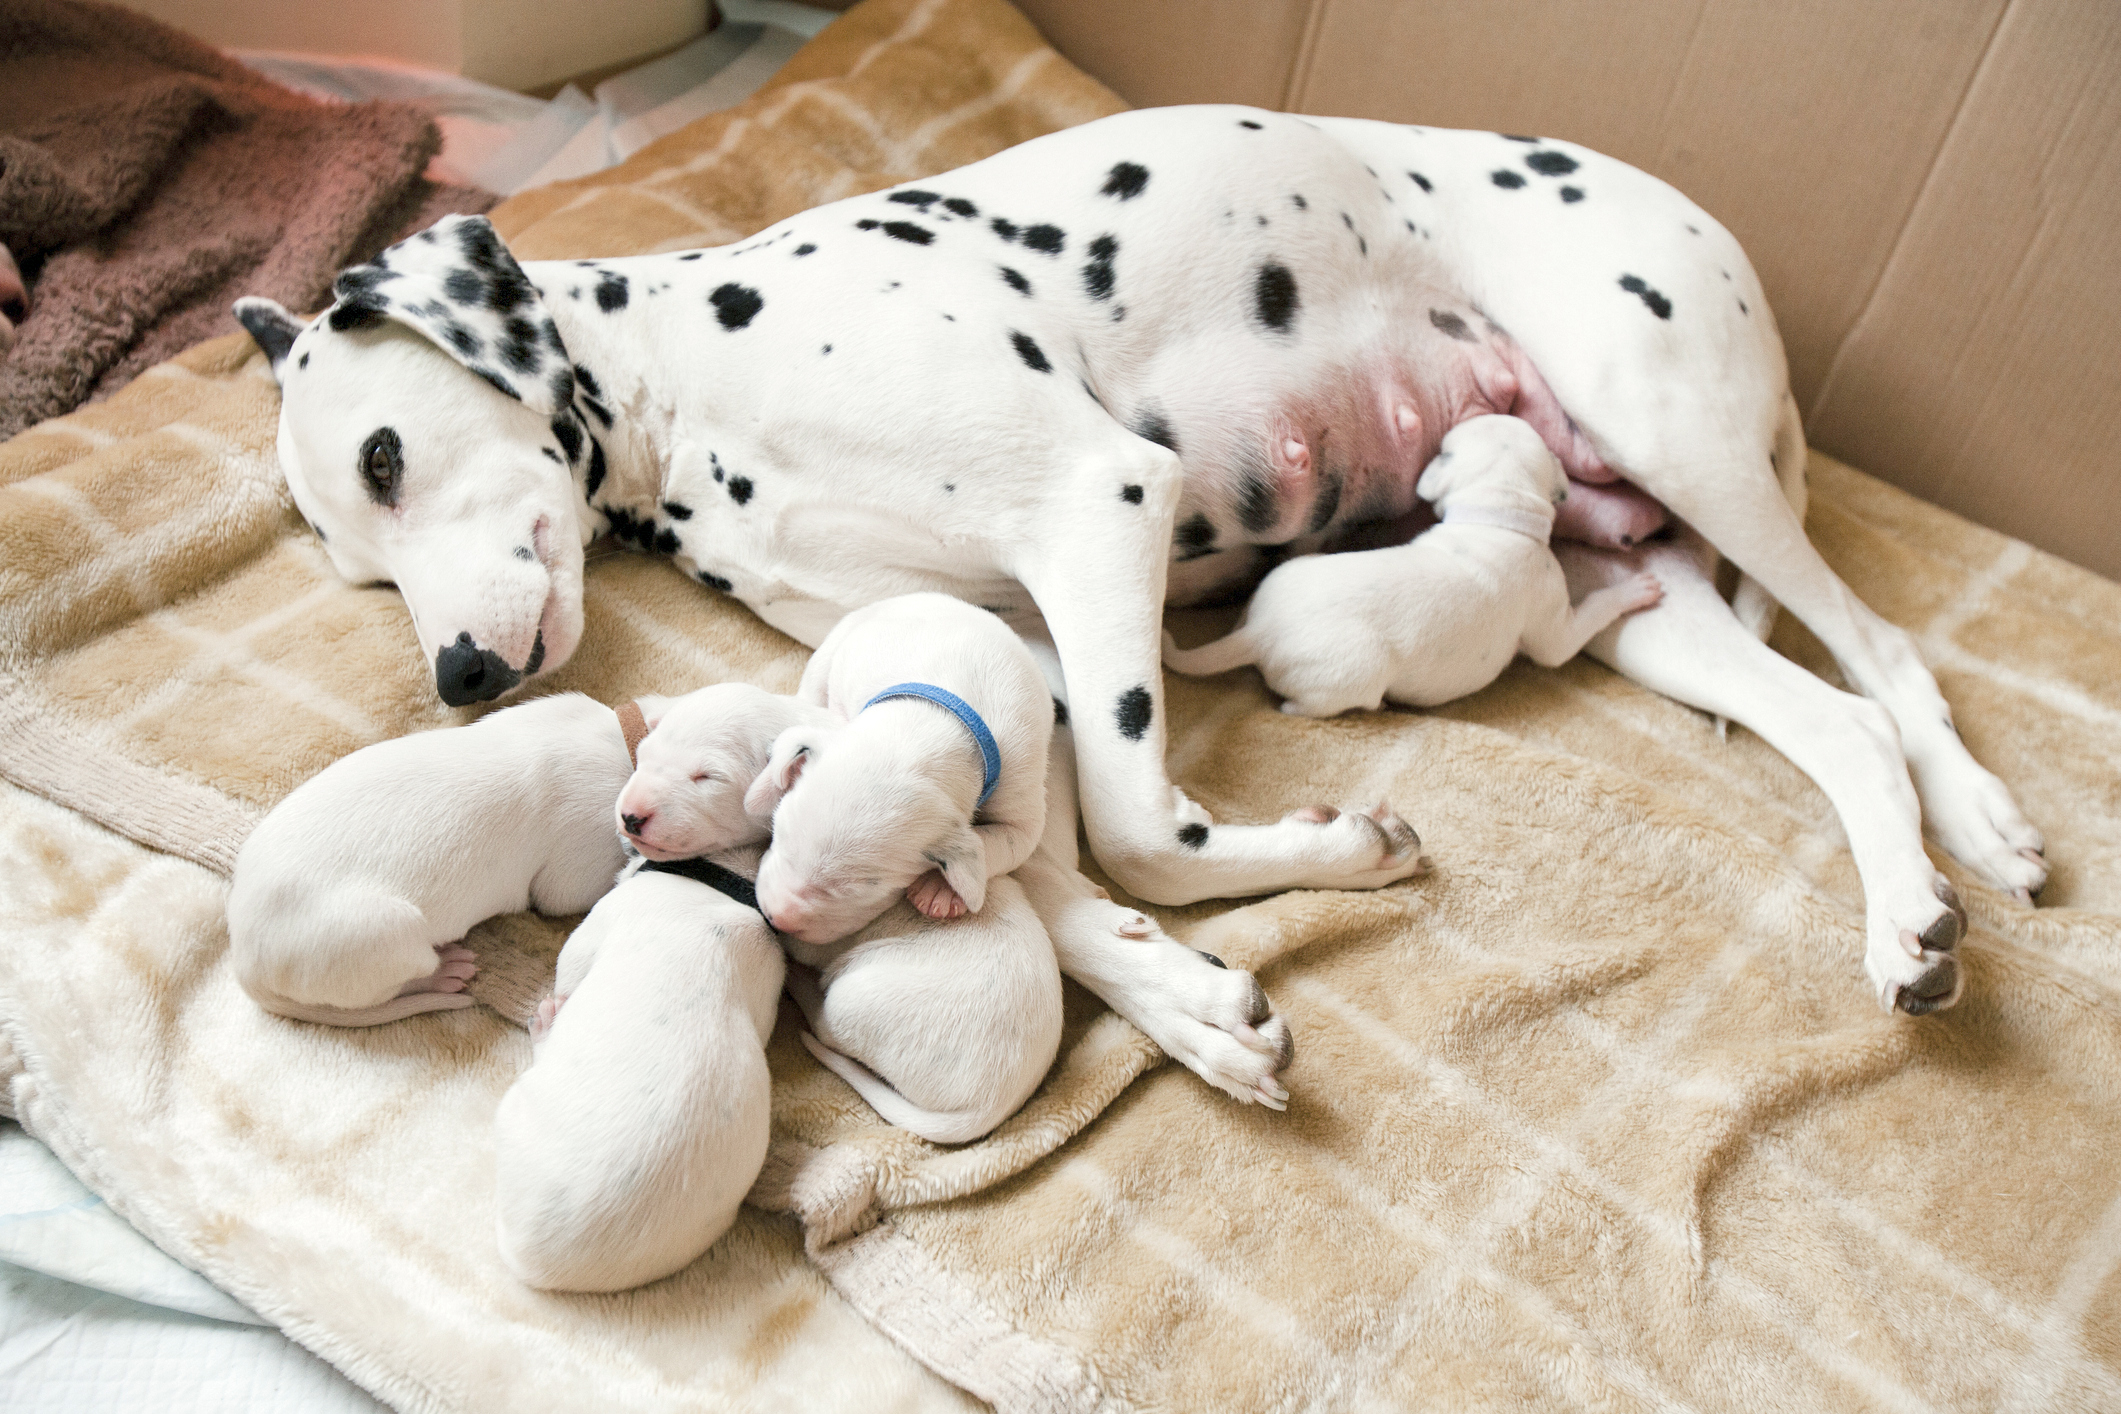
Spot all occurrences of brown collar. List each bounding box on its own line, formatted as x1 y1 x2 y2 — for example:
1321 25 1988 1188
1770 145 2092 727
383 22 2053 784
615 700 650 766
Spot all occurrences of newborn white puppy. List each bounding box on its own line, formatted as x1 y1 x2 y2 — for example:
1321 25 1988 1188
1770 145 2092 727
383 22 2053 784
1163 414 1664 717
227 692 646 1025
746 592 1050 945
614 681 835 861
494 857 782 1291
786 873 1062 1145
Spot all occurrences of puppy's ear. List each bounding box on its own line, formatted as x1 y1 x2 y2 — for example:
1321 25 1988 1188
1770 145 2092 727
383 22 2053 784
927 824 987 915
233 297 304 384
632 693 673 730
744 726 814 818
1414 448 1459 505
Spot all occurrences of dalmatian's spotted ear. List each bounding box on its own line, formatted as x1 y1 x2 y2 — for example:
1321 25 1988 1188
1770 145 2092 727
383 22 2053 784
233 297 304 382
325 214 575 416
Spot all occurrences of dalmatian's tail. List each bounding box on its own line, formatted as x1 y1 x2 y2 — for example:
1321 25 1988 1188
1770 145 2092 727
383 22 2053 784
800 1033 1007 1145
1160 627 1260 679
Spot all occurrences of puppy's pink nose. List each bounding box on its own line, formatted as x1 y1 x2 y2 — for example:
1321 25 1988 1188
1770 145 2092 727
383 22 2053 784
621 811 650 837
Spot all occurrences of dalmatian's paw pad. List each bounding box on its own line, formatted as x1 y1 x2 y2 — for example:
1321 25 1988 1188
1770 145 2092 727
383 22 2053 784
907 870 969 920
529 992 565 1042
401 945 477 997
1886 947 1961 1017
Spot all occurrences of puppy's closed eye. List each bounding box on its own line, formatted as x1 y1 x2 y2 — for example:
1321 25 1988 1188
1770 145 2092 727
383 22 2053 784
690 771 714 782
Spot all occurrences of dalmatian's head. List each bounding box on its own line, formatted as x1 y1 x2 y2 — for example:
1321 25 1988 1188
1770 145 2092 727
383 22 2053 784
234 215 587 707
1416 414 1570 512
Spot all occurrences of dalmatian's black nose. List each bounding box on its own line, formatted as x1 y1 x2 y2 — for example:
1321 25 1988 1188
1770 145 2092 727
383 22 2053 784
621 813 648 836
435 631 519 706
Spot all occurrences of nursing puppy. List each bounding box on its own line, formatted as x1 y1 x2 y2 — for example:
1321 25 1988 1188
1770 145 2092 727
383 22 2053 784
494 857 781 1291
613 681 835 861
786 875 1063 1145
746 592 1050 944
227 692 641 1025
1163 415 1665 717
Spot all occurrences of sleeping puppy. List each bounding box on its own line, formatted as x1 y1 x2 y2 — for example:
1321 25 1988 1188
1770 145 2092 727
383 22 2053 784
614 681 836 861
226 691 646 1026
745 592 1051 944
1163 415 1665 717
784 874 1063 1146
494 855 782 1291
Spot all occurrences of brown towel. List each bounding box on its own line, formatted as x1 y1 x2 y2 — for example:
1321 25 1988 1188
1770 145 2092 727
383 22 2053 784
0 0 494 438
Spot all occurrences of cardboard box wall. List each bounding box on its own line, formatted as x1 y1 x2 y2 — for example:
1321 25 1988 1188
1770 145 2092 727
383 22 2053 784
965 0 2118 583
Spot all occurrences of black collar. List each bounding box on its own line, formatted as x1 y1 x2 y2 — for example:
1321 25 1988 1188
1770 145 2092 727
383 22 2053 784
635 856 762 916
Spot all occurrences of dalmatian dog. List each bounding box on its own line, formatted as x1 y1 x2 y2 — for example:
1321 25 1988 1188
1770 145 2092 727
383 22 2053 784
1163 413 1666 716
233 105 2049 1064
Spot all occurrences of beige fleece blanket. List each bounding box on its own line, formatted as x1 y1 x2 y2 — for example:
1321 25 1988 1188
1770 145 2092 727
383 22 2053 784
4 0 2121 1409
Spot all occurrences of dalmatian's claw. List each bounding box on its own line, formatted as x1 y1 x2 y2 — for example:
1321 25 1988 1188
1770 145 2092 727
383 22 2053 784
1887 951 1961 1016
1364 801 1421 864
1117 911 1154 938
399 945 477 998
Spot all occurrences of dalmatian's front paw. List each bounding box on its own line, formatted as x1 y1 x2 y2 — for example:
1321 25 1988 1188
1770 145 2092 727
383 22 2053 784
1286 801 1425 889
907 870 969 920
1916 755 2047 904
1867 879 1967 1016
399 944 478 998
1107 931 1294 1109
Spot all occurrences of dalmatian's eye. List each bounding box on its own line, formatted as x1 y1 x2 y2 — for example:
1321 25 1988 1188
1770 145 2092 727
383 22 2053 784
690 771 713 783
358 427 403 507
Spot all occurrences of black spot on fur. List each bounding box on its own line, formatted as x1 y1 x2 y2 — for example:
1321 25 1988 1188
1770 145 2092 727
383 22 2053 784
1408 171 1432 192
1687 224 1701 235
1618 274 1673 320
678 252 703 261
499 316 540 373
443 269 486 305
595 271 630 312
1053 697 1069 726
1174 512 1217 560
1121 484 1144 504
1239 119 1262 129
1501 133 1539 142
1132 405 1178 454
547 365 574 407
573 364 601 399
1290 193 1307 210
710 453 723 482
663 501 692 520
709 283 764 330
297 352 309 369
1238 467 1278 533
1429 308 1476 342
327 298 387 332
794 243 816 256
1010 330 1051 373
1082 234 1118 300
444 322 484 356
880 221 933 245
943 197 978 217
1738 298 1749 314
990 217 1019 243
541 448 560 463
335 265 399 299
1101 162 1149 200
727 476 753 505
1115 686 1153 741
1491 169 1527 189
1178 822 1209 849
1307 473 1342 532
1253 262 1299 333
583 396 613 429
1000 266 1031 295
585 440 607 499
1525 150 1578 176
1022 224 1065 255
1560 186 1584 203
889 190 939 210
698 569 733 592
472 369 520 401
551 416 582 462
654 527 680 555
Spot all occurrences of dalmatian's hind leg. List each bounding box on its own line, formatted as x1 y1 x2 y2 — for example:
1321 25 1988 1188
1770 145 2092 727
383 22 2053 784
1560 535 1969 1014
1014 443 1423 908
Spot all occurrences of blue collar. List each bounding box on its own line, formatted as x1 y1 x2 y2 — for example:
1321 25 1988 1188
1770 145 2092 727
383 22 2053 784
861 682 1001 808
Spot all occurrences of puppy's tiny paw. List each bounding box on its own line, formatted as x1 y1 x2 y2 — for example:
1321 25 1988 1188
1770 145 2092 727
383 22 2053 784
1626 572 1664 611
529 993 564 1042
907 870 968 919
